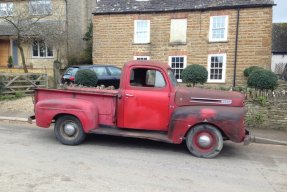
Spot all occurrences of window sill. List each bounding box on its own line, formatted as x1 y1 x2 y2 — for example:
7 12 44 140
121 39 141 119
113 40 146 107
169 42 187 46
132 43 151 45
208 40 228 43
207 81 226 84
32 57 54 59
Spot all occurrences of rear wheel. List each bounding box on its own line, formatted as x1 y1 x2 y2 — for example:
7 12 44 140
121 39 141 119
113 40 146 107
186 124 223 158
54 115 86 145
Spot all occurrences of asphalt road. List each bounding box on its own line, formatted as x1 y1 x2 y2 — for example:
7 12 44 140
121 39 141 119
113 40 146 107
0 122 286 192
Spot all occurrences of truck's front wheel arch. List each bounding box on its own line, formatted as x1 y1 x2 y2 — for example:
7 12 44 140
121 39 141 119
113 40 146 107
186 124 223 158
54 115 86 145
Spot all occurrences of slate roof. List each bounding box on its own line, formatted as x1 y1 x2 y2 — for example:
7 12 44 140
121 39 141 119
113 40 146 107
0 25 16 36
0 21 65 36
272 23 287 54
93 0 274 15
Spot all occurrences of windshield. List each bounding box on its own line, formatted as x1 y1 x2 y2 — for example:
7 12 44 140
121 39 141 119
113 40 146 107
167 69 178 87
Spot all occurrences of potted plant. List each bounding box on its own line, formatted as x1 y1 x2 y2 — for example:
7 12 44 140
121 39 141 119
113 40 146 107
7 56 13 68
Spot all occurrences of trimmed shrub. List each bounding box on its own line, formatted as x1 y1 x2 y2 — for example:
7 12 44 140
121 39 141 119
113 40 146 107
244 66 263 77
182 64 208 87
247 69 278 91
75 69 98 87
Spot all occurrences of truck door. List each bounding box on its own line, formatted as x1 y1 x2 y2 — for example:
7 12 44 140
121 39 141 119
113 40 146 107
122 67 170 131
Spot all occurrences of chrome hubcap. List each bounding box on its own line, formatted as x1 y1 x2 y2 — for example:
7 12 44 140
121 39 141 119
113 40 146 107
64 123 77 136
198 135 212 148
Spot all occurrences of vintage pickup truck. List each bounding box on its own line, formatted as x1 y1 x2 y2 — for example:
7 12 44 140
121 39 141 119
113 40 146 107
32 61 250 158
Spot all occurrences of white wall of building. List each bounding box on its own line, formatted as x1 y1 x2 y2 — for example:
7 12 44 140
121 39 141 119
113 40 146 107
272 54 287 74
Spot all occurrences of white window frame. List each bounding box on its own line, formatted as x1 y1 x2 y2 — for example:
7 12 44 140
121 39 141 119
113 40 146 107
209 16 228 42
170 19 187 43
168 56 187 82
134 56 150 60
29 0 52 16
207 53 227 83
0 2 13 17
134 20 150 44
32 40 54 59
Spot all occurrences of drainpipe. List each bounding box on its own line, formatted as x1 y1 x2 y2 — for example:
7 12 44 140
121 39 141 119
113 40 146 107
65 0 69 65
233 8 240 87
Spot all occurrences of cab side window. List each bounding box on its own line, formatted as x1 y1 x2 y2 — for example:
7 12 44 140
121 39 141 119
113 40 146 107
130 68 166 88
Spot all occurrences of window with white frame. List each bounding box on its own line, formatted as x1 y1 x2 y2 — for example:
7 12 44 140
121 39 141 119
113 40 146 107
170 19 187 43
29 0 52 15
0 2 13 17
134 20 150 44
134 56 150 60
207 54 226 83
209 16 228 42
32 40 53 58
169 56 187 82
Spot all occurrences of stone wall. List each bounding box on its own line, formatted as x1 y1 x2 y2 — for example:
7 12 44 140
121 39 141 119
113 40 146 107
246 99 287 131
93 7 272 86
246 83 287 131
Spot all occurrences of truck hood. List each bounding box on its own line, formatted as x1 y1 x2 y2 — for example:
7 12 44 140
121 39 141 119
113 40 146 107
175 87 245 107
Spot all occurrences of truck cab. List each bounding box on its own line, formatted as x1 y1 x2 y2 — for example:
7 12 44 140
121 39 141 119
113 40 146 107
32 60 250 158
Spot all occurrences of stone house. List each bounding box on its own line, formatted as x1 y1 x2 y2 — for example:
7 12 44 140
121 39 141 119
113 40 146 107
0 0 94 69
272 23 287 76
92 0 274 86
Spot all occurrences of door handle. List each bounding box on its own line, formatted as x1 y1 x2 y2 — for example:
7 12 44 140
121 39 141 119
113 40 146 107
125 94 134 97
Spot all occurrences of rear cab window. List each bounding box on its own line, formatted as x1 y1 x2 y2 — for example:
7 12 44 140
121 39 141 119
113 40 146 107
130 68 166 88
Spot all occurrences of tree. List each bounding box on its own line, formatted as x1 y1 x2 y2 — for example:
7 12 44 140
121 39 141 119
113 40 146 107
182 64 208 87
0 1 66 73
82 22 93 64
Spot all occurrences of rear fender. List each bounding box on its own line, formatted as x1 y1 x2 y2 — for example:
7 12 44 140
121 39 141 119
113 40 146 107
169 106 246 144
35 98 98 133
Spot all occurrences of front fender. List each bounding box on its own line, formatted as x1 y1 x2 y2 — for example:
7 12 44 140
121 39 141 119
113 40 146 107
169 106 246 144
35 98 98 133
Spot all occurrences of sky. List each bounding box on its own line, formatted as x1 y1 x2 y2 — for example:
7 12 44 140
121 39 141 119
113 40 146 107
273 0 287 23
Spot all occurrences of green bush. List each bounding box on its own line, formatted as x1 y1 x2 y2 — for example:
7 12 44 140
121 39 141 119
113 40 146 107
182 64 208 87
0 76 4 94
246 111 266 127
247 69 278 91
75 69 98 87
243 66 263 77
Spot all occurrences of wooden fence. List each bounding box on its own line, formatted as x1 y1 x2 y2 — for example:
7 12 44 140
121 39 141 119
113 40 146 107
0 73 48 94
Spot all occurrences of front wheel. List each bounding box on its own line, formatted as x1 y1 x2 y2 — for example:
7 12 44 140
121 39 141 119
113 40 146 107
54 115 86 145
186 124 223 158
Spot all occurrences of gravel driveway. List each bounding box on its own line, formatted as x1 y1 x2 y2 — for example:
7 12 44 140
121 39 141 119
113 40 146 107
0 96 34 114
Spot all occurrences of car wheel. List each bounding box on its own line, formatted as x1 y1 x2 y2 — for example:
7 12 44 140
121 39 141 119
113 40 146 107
186 124 223 158
54 115 86 145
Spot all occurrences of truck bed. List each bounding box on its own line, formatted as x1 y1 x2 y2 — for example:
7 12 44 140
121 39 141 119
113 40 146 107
35 88 118 126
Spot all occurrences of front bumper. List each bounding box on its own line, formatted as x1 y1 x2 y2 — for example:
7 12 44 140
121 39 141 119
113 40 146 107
243 130 252 145
28 115 35 124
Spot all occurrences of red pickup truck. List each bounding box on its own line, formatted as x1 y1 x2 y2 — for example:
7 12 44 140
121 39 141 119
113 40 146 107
32 61 250 158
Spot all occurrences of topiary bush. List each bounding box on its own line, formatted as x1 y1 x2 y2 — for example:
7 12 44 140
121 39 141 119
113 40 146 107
75 69 98 87
182 64 208 87
244 66 263 77
247 69 278 91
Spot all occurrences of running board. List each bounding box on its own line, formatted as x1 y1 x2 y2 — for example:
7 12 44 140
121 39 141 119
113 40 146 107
90 126 172 143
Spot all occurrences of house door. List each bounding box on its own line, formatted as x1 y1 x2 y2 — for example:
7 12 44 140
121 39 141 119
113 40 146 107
122 67 170 131
0 40 10 67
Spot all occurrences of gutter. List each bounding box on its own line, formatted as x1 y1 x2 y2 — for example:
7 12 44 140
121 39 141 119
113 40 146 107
233 8 240 87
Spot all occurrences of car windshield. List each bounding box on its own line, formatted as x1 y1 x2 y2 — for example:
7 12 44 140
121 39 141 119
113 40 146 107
167 69 178 87
65 68 79 76
108 67 121 76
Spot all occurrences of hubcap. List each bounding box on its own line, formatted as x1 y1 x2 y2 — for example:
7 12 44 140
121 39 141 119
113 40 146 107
64 123 77 136
198 134 212 148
